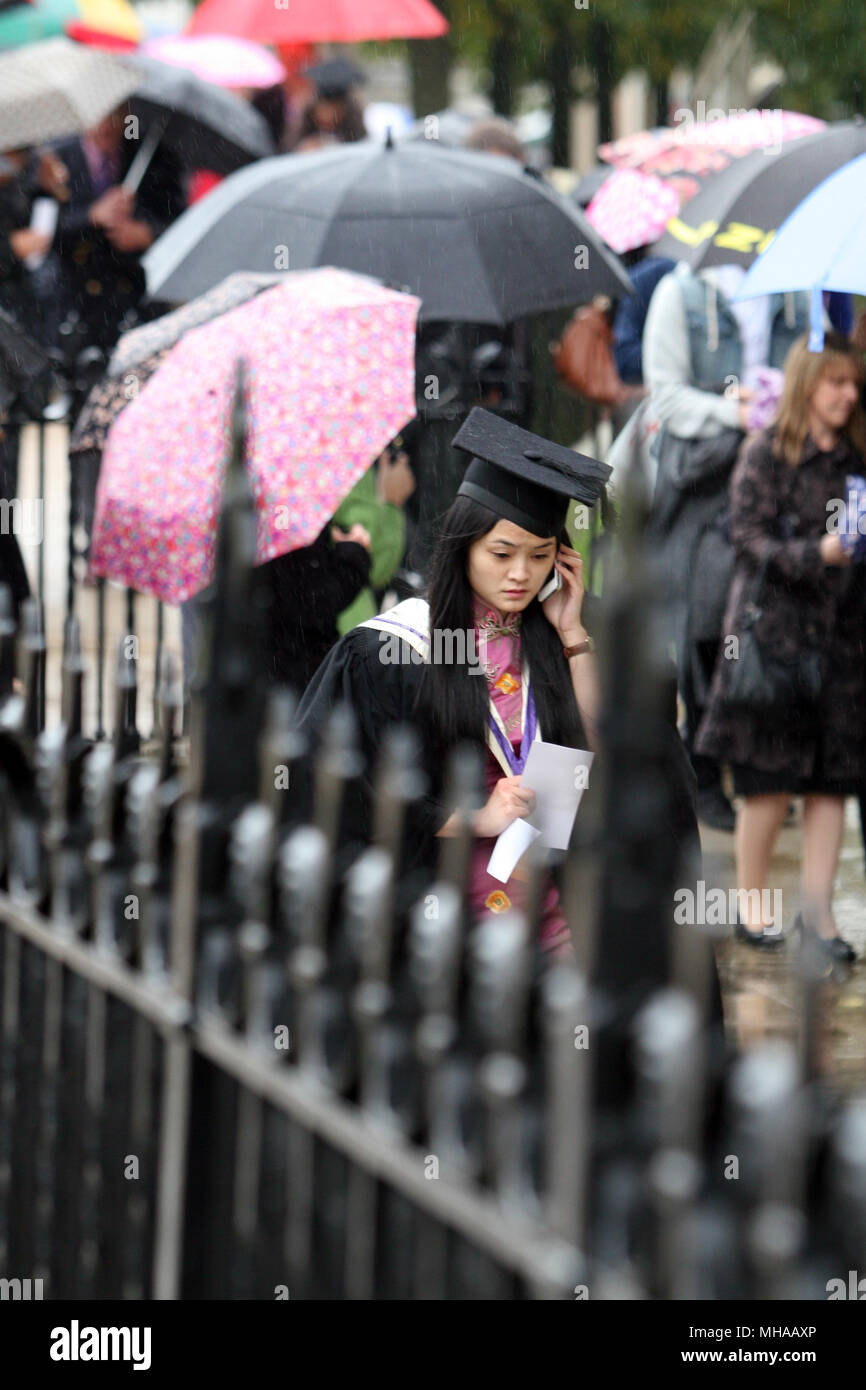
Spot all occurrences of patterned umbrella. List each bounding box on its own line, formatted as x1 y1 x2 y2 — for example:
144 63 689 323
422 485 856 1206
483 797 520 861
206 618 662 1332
585 169 679 254
70 270 283 454
0 36 140 151
107 269 281 376
89 268 419 604
69 347 170 455
598 111 824 206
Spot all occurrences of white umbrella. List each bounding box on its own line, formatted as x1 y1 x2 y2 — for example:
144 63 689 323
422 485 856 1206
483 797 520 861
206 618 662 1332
0 38 140 153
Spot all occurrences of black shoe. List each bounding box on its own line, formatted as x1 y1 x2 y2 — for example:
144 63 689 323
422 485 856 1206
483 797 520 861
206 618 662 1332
794 913 857 963
734 916 785 950
696 785 736 833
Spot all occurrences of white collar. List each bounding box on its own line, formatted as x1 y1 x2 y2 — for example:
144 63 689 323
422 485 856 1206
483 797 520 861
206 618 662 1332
359 598 542 776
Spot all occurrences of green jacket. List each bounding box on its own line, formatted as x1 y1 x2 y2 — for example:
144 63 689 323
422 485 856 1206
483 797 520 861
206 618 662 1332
333 466 407 633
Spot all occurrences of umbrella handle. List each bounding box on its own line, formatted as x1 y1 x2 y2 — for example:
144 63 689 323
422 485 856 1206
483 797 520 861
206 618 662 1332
122 114 170 196
807 285 825 354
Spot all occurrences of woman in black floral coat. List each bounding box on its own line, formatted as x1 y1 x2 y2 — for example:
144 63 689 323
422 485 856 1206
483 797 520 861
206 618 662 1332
697 333 866 959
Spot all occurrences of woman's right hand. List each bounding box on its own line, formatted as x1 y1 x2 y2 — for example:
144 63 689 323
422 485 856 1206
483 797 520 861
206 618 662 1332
474 776 536 838
820 533 852 567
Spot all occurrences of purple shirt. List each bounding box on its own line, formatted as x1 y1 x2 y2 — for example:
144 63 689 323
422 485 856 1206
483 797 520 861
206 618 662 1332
82 136 120 197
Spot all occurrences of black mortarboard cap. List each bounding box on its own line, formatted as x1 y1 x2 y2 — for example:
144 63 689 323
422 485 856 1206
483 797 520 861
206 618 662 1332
303 57 368 99
452 407 611 537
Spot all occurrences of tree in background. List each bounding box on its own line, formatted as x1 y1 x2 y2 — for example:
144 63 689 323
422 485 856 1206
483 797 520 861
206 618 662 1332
614 0 718 125
442 0 715 165
407 0 864 165
407 0 453 118
749 0 866 116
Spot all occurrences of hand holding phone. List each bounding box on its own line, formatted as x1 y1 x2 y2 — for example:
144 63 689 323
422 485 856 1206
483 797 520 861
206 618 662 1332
541 544 587 646
537 569 562 603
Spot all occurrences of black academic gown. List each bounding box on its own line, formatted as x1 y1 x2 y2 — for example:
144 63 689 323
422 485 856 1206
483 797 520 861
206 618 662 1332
261 529 370 692
295 621 447 888
295 600 700 901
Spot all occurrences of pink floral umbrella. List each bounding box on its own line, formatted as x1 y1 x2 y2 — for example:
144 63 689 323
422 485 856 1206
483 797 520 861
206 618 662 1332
585 169 679 254
600 110 823 167
598 111 824 204
89 268 420 604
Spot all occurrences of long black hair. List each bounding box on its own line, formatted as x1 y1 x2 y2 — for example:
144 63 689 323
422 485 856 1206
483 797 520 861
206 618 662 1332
417 496 589 761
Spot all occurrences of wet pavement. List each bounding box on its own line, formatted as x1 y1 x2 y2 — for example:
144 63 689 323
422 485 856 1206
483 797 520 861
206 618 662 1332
703 803 866 1093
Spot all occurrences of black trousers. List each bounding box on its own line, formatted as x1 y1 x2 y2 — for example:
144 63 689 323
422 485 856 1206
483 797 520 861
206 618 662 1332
0 424 30 617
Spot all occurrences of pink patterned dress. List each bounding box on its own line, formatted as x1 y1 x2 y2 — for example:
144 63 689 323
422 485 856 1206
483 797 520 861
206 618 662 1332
465 597 571 955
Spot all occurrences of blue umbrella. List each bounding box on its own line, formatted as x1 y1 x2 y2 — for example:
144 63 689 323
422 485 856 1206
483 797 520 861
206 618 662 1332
735 152 866 350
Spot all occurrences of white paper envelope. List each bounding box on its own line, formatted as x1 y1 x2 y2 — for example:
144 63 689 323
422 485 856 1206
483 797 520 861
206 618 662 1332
487 819 541 883
486 741 593 882
24 198 58 269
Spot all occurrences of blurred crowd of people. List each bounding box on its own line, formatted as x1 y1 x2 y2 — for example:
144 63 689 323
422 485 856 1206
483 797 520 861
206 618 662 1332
0 51 378 377
596 244 866 960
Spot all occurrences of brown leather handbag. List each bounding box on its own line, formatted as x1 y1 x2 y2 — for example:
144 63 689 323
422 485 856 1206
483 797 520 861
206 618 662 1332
552 297 643 409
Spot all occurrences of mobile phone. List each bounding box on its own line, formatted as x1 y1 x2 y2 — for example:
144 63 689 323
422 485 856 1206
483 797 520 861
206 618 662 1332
538 569 562 603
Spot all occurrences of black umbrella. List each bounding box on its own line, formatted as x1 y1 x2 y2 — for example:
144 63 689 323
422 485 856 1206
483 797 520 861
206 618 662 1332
0 307 55 418
572 164 612 208
651 120 866 271
124 55 275 189
143 137 632 320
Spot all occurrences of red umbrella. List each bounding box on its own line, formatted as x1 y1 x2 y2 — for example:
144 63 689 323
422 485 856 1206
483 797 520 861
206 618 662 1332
186 0 448 43
65 21 139 50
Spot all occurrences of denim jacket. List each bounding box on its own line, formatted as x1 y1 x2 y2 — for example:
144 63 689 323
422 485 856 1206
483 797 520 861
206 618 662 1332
679 269 810 391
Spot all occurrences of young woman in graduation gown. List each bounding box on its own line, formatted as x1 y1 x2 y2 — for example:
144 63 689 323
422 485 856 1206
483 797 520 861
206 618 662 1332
295 409 698 954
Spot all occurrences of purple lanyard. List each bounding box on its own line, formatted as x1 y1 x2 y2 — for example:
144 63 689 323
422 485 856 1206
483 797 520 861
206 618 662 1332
488 685 537 775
